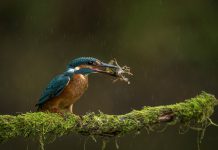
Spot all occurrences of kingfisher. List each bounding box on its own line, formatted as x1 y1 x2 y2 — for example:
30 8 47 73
35 57 118 113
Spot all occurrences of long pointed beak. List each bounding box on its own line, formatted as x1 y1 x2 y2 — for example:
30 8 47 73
91 62 118 76
101 62 118 68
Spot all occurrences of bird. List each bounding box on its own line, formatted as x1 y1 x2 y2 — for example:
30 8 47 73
35 57 118 113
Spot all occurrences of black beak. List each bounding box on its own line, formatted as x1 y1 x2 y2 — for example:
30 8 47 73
91 62 118 76
100 62 118 68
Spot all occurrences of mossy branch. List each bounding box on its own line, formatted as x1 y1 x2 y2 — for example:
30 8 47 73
0 92 217 146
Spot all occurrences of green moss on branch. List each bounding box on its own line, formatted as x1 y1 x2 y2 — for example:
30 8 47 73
0 92 217 145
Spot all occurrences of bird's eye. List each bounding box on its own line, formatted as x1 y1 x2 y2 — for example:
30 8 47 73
88 61 94 65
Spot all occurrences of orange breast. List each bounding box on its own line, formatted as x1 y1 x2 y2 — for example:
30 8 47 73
58 74 88 107
41 74 88 112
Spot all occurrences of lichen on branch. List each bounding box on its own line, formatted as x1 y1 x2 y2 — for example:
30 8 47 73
0 92 217 147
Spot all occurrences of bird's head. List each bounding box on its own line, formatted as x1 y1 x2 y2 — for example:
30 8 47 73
66 57 118 76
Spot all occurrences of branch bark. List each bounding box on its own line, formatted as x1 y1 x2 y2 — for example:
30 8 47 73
0 92 217 145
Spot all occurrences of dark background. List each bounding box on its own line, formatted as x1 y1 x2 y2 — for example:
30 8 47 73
0 0 218 150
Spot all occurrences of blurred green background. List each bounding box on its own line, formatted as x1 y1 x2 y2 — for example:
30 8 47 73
0 0 218 150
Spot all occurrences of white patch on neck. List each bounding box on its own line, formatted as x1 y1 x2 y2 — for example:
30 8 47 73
67 68 75 73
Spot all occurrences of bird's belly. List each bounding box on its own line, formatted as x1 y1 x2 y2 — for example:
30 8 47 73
58 74 88 108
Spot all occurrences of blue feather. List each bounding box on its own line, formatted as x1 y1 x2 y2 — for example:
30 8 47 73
36 74 70 106
67 57 98 68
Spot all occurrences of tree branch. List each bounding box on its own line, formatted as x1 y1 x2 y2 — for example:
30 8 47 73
0 92 217 145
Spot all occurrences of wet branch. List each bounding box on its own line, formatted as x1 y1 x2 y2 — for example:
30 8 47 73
0 92 217 147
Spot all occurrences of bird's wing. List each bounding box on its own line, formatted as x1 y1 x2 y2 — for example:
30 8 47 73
36 74 70 106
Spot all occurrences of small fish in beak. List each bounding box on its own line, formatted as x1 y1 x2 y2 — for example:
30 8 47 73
90 59 132 84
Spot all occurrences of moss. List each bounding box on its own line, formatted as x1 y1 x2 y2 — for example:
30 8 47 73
0 92 217 149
